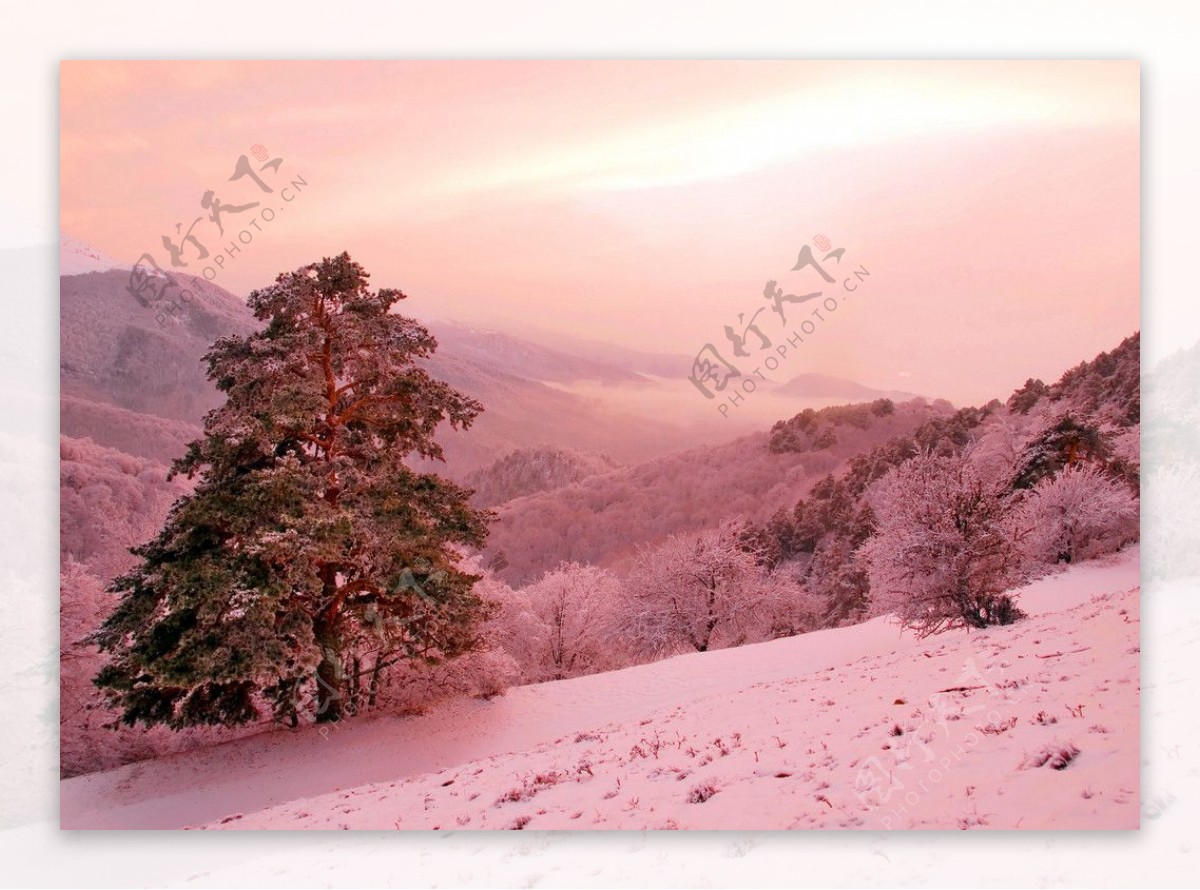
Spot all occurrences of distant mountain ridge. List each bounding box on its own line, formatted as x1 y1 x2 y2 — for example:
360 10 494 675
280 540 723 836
58 251 702 475
772 372 919 402
429 321 655 387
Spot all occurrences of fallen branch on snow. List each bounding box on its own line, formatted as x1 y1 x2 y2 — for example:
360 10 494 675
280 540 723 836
1034 647 1092 659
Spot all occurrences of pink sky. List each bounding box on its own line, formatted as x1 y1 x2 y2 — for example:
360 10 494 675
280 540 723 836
60 60 1139 405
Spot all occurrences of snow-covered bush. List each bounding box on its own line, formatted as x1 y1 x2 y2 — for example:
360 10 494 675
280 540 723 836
495 562 624 682
862 453 1028 637
1018 464 1138 565
367 647 521 716
758 572 825 639
624 521 804 654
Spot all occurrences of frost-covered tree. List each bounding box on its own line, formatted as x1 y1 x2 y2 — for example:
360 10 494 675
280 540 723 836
1019 464 1138 565
1105 422 1141 492
862 453 1027 637
967 412 1029 492
1006 377 1049 414
498 562 622 682
61 558 122 774
1012 412 1108 490
757 570 824 640
94 254 492 727
807 537 871 627
625 521 799 654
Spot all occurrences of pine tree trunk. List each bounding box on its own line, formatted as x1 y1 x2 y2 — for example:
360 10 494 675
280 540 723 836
368 654 385 709
349 656 362 715
314 609 343 723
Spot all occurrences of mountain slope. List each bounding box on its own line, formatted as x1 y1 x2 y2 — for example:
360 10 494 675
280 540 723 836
426 321 654 386
60 268 257 425
413 350 696 475
482 399 947 584
463 447 622 508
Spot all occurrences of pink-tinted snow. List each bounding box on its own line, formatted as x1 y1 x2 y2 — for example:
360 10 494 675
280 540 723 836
60 547 1139 830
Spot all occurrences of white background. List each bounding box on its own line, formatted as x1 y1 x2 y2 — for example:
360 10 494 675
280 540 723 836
3 1 1196 886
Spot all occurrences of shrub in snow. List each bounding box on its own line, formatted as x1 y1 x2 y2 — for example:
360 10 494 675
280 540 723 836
1021 743 1080 770
977 716 1018 735
1018 463 1139 565
687 782 718 803
494 562 624 682
862 453 1028 637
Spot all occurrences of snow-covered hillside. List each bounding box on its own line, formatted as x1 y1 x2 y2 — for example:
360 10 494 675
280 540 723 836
60 548 1139 830
58 235 124 276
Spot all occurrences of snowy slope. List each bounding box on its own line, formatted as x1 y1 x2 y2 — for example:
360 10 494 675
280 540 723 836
58 235 125 276
60 548 1139 831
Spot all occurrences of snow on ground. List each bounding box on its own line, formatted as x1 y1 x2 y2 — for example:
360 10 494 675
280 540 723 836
60 547 1140 831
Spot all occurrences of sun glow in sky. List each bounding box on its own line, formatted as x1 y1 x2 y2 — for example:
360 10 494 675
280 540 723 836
450 68 1129 195
60 61 1139 405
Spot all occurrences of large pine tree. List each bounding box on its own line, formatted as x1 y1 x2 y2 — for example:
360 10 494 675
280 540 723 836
94 253 492 727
